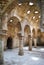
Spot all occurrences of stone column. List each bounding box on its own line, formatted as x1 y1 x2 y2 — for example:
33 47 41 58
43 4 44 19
34 38 37 48
34 29 37 48
0 29 7 65
2 36 7 50
0 18 4 64
2 13 8 30
18 33 24 55
28 35 32 51
0 35 4 65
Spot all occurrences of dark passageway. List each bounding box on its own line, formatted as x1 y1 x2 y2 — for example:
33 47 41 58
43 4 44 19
7 37 13 49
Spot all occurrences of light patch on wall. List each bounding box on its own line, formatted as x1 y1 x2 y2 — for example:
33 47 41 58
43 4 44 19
39 15 41 18
33 16 35 19
27 10 30 14
10 20 13 22
18 3 22 6
35 11 38 14
29 2 34 6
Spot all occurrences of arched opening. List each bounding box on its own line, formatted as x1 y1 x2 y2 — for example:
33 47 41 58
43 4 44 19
7 36 13 49
24 25 30 35
15 22 22 34
24 25 31 46
7 16 22 36
37 29 41 37
13 22 22 48
16 22 21 32
7 16 22 48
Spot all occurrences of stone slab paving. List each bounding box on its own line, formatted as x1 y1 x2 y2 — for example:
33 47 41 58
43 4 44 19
4 47 44 65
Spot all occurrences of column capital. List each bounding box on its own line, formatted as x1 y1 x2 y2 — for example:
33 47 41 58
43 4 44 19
17 33 24 40
28 34 32 39
0 29 7 37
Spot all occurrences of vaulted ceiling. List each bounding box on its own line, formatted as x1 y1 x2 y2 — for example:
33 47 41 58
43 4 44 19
0 0 41 29
0 0 41 15
0 0 16 15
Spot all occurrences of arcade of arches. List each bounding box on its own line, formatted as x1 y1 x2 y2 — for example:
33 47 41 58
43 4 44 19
0 0 44 65
1 4 44 50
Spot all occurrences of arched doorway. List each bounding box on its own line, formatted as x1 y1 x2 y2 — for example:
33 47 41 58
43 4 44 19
13 22 22 48
24 25 30 34
24 25 31 46
7 36 13 49
7 16 22 48
15 22 22 34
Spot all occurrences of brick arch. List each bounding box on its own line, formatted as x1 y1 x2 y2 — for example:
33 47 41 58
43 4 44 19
24 25 31 35
7 16 22 37
24 25 31 46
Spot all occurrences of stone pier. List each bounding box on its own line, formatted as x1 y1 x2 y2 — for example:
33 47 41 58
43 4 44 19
0 29 7 65
18 33 24 55
0 35 4 65
28 35 32 51
34 38 37 48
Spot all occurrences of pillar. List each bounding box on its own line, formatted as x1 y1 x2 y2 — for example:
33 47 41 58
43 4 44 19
2 13 8 30
18 33 24 55
2 36 7 50
0 35 4 65
0 18 4 64
34 38 37 48
34 28 37 48
28 35 32 51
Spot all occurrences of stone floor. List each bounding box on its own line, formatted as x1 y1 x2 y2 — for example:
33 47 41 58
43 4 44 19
4 46 44 65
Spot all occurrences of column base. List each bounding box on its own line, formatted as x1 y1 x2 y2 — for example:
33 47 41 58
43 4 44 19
29 48 32 51
18 49 24 56
34 46 37 48
0 59 4 65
